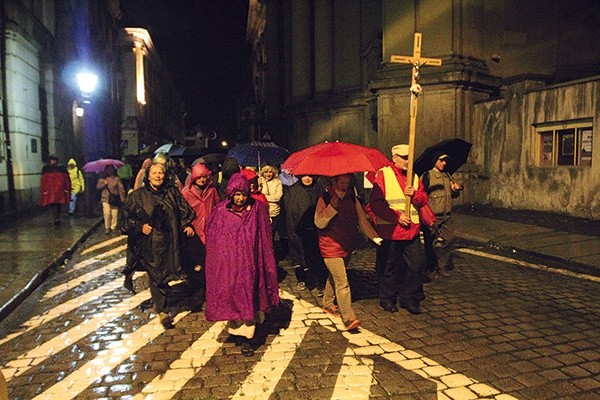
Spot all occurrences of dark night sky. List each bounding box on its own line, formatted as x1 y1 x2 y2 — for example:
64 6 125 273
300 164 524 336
118 1 251 141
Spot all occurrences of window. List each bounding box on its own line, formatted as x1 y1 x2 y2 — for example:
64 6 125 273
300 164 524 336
535 120 593 167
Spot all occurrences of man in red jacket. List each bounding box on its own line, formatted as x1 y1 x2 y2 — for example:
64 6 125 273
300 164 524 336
40 155 71 225
368 144 428 314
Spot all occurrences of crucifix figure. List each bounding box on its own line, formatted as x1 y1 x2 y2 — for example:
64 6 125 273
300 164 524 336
390 32 442 216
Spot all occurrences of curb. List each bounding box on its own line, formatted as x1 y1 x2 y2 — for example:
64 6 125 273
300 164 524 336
454 236 600 279
0 219 103 322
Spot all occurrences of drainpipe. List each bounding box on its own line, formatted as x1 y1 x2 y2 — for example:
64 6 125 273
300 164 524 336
0 1 17 210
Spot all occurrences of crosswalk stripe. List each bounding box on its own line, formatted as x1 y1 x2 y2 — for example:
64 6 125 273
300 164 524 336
80 236 126 255
330 350 374 399
0 271 145 347
67 245 127 274
42 257 126 300
231 291 312 399
2 289 151 381
32 311 190 400
457 248 600 282
133 321 227 399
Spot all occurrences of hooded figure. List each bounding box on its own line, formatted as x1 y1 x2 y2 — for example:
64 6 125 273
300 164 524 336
121 163 196 328
181 163 219 244
67 158 85 215
204 172 280 355
40 155 71 225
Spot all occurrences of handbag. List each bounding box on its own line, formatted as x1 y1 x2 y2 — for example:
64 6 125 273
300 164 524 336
107 187 121 207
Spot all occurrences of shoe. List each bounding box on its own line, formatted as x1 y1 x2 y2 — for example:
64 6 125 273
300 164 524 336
296 281 306 290
344 319 361 331
316 288 324 297
241 342 254 357
158 312 174 329
322 305 341 317
123 275 135 294
400 300 421 315
139 299 155 310
379 301 398 313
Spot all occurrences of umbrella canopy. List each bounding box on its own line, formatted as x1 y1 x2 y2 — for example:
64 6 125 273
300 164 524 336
227 141 290 167
414 138 472 176
192 152 227 164
82 159 124 173
281 141 393 177
154 143 185 156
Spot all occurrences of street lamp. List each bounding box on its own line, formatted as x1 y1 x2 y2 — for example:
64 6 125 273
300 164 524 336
75 69 98 218
76 71 98 96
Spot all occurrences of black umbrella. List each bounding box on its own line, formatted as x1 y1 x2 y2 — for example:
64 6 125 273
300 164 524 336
414 139 472 176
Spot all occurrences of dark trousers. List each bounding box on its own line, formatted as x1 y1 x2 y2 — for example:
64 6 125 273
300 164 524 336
375 236 425 303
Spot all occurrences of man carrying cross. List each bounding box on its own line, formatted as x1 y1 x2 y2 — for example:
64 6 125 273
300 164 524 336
367 33 441 315
368 144 428 314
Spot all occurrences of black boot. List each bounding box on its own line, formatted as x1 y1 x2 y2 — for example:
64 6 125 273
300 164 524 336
124 274 135 294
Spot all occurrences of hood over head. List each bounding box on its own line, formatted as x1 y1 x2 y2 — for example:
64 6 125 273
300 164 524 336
226 172 250 199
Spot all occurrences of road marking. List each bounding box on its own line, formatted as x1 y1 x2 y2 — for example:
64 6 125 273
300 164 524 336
133 321 226 399
80 236 126 255
0 271 145 347
68 244 127 274
231 291 312 399
2 289 151 381
33 312 190 400
457 248 600 283
43 257 126 299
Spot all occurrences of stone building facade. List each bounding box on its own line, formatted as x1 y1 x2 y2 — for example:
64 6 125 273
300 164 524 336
248 0 600 218
119 28 185 156
0 0 123 214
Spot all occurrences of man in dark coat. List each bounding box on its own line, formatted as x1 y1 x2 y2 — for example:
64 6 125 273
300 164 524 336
121 163 196 329
283 175 327 293
40 155 71 225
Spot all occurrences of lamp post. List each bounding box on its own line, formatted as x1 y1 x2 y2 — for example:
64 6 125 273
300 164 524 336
75 70 98 218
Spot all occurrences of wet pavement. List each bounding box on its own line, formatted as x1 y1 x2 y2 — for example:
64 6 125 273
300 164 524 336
0 208 100 320
0 228 598 399
0 205 599 398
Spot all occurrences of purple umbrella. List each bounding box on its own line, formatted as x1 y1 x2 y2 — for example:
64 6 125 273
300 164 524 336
82 159 124 173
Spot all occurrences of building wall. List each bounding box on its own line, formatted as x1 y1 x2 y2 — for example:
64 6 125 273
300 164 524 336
0 0 74 213
472 78 600 218
255 0 600 218
119 28 185 155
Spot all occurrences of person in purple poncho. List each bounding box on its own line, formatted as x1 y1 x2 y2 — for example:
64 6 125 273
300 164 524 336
204 172 280 356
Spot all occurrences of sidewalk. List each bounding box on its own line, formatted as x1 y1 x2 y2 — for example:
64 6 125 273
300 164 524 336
0 205 598 322
453 205 600 276
0 208 101 320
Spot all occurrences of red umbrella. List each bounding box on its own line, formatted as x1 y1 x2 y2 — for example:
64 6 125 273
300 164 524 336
82 159 124 173
281 141 393 176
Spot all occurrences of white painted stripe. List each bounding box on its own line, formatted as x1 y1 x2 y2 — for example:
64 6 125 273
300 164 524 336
231 291 313 399
0 272 145 347
42 257 126 300
457 248 600 283
330 350 374 399
133 321 227 399
80 236 126 255
2 289 151 381
68 245 127 274
32 312 190 400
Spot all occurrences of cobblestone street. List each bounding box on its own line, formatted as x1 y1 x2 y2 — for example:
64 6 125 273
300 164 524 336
1 231 599 399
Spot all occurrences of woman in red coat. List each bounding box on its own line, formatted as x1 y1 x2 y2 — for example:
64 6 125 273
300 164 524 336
40 155 71 225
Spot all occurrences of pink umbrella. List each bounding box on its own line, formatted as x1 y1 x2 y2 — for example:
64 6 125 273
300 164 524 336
82 159 124 173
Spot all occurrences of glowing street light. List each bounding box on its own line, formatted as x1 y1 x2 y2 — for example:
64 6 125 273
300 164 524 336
76 71 98 96
75 106 84 117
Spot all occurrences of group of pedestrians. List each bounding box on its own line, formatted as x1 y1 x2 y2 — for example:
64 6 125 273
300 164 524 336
39 143 462 355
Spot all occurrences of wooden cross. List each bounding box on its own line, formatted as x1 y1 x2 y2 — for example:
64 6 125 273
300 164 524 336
390 32 441 216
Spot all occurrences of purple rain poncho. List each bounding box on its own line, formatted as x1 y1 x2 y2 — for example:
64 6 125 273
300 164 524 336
204 173 280 322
